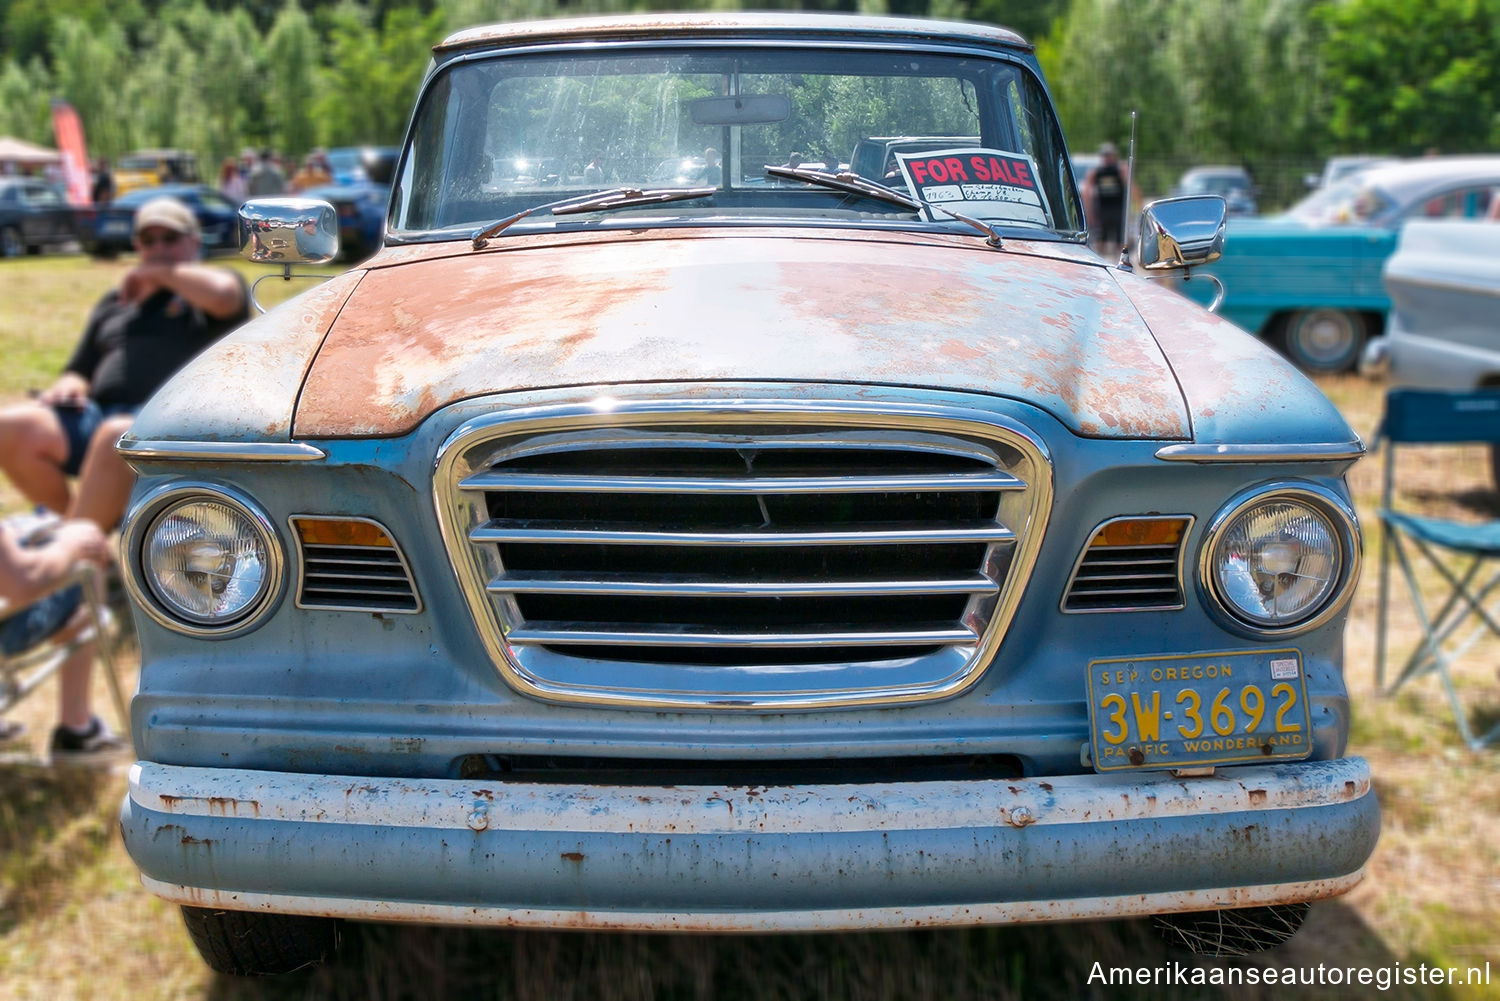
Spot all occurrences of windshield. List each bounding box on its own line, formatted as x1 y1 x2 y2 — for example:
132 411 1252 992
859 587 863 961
392 45 1083 240
1284 175 1394 226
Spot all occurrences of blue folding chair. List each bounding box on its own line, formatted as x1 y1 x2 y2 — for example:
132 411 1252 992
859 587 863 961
1374 388 1500 749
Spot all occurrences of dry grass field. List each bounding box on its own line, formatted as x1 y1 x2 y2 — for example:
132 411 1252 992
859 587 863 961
0 254 1495 1000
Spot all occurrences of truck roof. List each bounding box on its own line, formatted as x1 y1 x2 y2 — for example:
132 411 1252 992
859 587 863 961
437 12 1030 56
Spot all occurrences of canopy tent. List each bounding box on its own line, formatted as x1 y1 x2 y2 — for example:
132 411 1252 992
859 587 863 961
0 136 61 171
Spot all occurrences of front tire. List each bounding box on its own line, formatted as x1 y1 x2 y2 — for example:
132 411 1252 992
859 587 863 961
1152 902 1310 956
1279 309 1367 373
180 905 339 976
0 226 21 258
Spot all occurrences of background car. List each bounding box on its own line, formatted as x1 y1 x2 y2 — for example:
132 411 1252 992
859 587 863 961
1374 218 1500 484
114 149 200 199
1171 165 1258 215
83 183 239 258
1304 154 1397 190
300 180 388 261
1179 155 1500 372
0 176 78 257
326 145 399 186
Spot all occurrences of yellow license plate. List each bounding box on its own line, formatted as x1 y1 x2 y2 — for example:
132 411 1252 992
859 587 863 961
1086 650 1312 772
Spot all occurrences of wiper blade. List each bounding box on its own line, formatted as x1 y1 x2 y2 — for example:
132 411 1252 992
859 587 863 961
472 186 717 249
763 165 1004 249
762 165 921 211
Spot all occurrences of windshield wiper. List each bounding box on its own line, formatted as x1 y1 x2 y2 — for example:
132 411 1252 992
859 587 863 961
762 165 921 211
472 186 717 249
762 165 1004 249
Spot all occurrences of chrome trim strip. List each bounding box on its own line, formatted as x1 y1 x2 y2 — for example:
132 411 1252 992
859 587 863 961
1154 442 1365 463
1060 515 1193 615
506 624 978 647
460 471 1024 494
120 482 287 639
1197 483 1363 638
289 516 423 615
140 872 1368 932
116 438 327 462
490 572 999 598
470 522 1014 546
432 398 1054 711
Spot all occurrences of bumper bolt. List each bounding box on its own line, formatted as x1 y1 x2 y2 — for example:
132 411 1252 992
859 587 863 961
1008 806 1034 828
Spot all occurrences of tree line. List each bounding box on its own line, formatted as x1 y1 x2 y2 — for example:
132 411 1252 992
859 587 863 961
1 0 1497 206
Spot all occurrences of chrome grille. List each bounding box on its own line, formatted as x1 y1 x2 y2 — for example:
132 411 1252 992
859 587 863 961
293 518 420 613
438 408 1051 709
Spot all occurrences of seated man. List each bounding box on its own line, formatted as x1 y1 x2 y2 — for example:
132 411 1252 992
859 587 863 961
0 196 248 531
0 515 124 758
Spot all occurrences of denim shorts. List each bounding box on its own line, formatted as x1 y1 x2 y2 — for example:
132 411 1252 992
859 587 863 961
53 400 134 476
0 585 82 656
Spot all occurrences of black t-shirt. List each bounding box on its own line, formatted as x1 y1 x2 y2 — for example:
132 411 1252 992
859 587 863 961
1093 161 1125 219
64 276 249 407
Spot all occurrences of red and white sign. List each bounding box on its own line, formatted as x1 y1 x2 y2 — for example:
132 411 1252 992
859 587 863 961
895 148 1047 226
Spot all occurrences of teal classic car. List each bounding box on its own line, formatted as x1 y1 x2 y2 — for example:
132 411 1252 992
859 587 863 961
115 12 1376 975
1181 156 1500 372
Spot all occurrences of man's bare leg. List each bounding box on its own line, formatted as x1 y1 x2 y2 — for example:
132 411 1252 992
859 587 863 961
0 402 72 513
68 415 136 531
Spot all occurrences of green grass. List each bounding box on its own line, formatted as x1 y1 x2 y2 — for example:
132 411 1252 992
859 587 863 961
1 254 1497 1000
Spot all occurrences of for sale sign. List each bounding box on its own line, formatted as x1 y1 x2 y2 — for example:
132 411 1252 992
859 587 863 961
895 147 1048 226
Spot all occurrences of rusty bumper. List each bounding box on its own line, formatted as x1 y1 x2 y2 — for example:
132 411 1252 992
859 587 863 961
122 757 1378 931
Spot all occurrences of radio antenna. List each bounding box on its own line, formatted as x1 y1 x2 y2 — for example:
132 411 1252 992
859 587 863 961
1118 110 1137 271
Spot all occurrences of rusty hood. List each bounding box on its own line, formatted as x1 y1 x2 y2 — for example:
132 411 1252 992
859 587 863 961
291 231 1190 439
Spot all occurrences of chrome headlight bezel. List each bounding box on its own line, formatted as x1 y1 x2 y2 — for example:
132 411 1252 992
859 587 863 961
122 481 286 638
1198 482 1361 637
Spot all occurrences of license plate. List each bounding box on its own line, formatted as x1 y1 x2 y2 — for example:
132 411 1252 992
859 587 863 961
101 220 129 235
1086 650 1312 772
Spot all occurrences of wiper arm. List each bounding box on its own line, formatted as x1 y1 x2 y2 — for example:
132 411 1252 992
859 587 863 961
763 165 1003 249
472 186 717 249
762 165 921 211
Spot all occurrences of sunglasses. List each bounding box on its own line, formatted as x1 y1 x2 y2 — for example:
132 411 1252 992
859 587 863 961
137 231 185 248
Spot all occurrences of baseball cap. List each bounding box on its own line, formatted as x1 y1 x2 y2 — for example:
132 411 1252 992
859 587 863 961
1098 142 1118 156
133 196 199 238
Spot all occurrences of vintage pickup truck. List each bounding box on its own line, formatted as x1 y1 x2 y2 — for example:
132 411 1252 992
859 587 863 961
114 13 1377 975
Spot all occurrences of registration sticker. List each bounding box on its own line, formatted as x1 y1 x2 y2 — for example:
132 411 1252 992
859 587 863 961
1086 650 1312 772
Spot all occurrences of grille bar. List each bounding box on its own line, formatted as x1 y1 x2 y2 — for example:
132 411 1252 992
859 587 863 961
471 520 1014 547
1063 541 1185 612
460 471 1024 494
489 570 1000 598
506 622 978 647
295 536 420 613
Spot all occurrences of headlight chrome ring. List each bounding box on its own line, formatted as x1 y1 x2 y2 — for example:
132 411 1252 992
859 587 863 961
123 482 285 637
1199 482 1361 636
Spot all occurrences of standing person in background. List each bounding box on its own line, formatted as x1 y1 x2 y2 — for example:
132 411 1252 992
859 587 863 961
90 158 114 206
289 150 333 193
246 149 286 197
218 156 247 205
1079 142 1138 262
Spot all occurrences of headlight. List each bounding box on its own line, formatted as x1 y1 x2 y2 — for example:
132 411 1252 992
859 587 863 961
128 486 284 634
1203 485 1359 633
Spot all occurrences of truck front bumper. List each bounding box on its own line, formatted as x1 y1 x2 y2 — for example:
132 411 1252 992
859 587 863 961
122 757 1378 932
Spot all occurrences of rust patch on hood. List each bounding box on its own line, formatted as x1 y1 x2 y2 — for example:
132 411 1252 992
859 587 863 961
294 233 1189 439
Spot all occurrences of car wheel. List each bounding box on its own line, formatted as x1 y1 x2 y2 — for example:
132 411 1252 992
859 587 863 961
1152 902 1309 956
1280 309 1366 373
180 905 339 976
0 226 21 258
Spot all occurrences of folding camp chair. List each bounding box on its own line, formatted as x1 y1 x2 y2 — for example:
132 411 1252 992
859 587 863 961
1374 388 1500 749
0 560 129 744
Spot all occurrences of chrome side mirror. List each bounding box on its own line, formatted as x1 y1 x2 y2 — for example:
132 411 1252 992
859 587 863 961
1137 195 1226 271
239 197 339 264
237 197 340 313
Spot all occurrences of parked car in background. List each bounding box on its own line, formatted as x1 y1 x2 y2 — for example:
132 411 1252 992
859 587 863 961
83 183 239 258
1171 165 1257 216
114 149 201 199
1303 154 1396 191
1179 156 1500 372
326 145 399 186
0 176 78 257
300 179 389 261
117 12 1376 976
1368 219 1500 483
